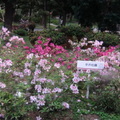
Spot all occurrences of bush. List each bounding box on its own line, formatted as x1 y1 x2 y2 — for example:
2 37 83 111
30 30 67 45
44 30 67 45
86 32 120 47
95 33 119 46
93 79 120 113
50 18 59 25
14 29 28 36
60 25 87 40
31 17 42 24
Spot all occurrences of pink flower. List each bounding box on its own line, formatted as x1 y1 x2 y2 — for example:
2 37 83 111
58 58 63 61
37 100 45 106
50 43 55 47
70 84 79 94
37 36 42 40
77 99 81 102
23 68 31 76
46 38 51 41
2 27 8 32
37 95 45 100
6 42 12 47
72 77 80 83
4 59 13 66
62 102 70 109
35 85 42 92
30 96 37 103
0 82 6 88
54 63 61 68
37 40 42 44
42 88 51 94
36 116 42 120
52 88 63 93
24 46 29 49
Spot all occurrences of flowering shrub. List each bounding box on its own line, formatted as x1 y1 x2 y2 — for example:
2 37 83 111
0 28 120 119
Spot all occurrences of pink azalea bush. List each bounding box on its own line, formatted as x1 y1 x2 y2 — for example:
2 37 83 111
0 28 120 119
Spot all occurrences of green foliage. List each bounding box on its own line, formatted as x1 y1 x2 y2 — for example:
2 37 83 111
60 25 85 38
31 17 42 24
86 32 120 46
30 30 67 45
41 101 63 113
95 33 119 46
91 111 120 120
93 79 120 114
0 91 28 120
14 29 28 36
50 18 59 25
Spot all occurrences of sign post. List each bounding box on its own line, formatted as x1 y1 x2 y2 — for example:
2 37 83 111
77 61 104 99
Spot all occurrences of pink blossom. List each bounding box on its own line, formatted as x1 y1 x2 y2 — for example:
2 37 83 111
72 77 80 83
24 68 31 76
37 40 42 44
77 99 81 102
30 96 37 103
37 36 42 40
54 63 61 68
37 78 47 83
46 38 51 41
37 100 45 106
50 43 55 47
42 88 51 94
24 62 31 68
35 85 42 92
62 102 70 109
6 42 12 47
2 27 8 32
37 95 45 100
4 59 13 66
0 82 6 88
24 46 29 49
70 84 79 94
26 53 34 59
52 88 63 93
0 114 4 118
36 116 42 120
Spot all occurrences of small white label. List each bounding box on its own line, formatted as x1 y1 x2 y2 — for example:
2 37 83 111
77 61 104 70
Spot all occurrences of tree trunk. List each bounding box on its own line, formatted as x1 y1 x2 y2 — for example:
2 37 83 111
62 11 66 26
43 0 47 28
4 1 15 31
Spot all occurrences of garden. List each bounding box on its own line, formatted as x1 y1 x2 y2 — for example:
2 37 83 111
0 0 120 119
0 23 120 120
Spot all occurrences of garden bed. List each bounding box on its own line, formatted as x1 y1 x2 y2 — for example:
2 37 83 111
0 27 120 120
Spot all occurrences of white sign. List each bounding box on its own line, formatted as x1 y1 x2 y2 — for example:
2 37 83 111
77 61 104 70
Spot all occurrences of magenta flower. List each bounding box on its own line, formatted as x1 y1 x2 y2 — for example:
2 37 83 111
37 40 42 44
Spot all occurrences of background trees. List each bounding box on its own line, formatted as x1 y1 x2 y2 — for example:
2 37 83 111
0 0 120 31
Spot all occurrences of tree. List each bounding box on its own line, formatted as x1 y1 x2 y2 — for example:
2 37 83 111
72 0 103 27
72 0 120 31
0 0 16 31
0 0 41 30
52 0 73 26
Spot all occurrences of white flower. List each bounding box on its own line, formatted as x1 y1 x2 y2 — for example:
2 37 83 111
15 91 23 97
